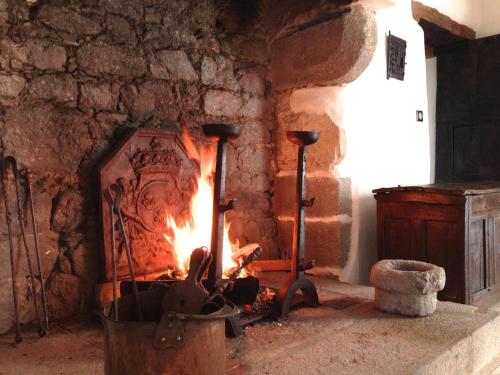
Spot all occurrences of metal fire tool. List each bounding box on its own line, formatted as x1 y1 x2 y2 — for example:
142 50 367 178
0 157 22 343
2 156 45 337
162 247 210 314
26 171 49 332
274 131 320 320
105 187 119 321
202 124 241 293
109 183 143 321
212 246 262 298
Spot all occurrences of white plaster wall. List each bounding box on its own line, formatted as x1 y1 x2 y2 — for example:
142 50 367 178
426 57 437 183
290 2 431 283
338 3 431 283
478 0 500 38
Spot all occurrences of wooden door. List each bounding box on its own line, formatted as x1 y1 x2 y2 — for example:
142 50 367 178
436 35 500 182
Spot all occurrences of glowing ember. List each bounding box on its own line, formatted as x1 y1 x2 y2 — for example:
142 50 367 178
164 130 239 277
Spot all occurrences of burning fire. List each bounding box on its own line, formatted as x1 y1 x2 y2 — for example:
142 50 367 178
164 130 239 277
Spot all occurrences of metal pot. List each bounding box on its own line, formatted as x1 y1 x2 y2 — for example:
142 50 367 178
101 301 238 375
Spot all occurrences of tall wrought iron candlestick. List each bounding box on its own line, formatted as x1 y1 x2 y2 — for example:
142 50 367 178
275 131 320 319
202 124 240 292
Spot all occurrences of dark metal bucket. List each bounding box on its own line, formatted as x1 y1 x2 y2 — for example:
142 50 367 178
101 300 238 375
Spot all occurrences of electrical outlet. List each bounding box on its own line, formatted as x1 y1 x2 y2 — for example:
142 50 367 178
416 110 424 122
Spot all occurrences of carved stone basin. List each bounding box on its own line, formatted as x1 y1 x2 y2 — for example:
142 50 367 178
370 259 446 317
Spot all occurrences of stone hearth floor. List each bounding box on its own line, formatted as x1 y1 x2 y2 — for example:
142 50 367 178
1 273 500 375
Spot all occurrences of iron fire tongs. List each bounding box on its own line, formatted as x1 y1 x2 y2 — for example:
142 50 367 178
1 156 48 342
107 183 143 321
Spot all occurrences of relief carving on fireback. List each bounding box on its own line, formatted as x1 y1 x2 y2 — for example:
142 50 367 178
99 130 199 281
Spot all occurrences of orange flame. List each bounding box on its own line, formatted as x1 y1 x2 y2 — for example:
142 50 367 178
164 130 239 277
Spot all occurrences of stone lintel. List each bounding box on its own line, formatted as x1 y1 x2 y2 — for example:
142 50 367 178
270 5 377 92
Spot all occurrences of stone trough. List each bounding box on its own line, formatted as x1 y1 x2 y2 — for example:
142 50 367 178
370 259 446 317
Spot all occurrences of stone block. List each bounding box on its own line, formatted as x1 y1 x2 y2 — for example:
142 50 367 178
201 56 239 91
251 173 272 193
226 170 251 196
274 174 340 217
276 109 342 172
98 0 144 21
238 120 272 145
236 146 272 175
239 71 265 96
38 5 102 36
80 81 119 111
28 40 66 71
46 272 82 319
51 189 85 233
0 187 52 237
150 50 197 81
277 219 342 267
68 239 100 284
106 14 136 45
0 40 29 70
58 254 73 274
1 104 91 176
244 220 261 244
29 74 78 103
77 42 146 79
121 81 179 122
0 231 59 295
204 90 242 117
0 277 14 334
95 112 128 123
0 74 25 106
270 5 377 91
236 192 271 212
240 97 266 119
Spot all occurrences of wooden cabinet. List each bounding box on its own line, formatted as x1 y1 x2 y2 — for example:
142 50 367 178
373 183 500 304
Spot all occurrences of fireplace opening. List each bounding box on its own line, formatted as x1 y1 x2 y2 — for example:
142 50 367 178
99 124 320 336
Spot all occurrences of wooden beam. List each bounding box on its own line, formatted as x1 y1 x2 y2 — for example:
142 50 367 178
412 1 476 41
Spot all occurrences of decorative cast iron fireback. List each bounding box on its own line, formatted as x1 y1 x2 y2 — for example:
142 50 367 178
99 129 199 281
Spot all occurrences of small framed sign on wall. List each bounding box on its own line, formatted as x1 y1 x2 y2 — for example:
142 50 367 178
387 31 407 80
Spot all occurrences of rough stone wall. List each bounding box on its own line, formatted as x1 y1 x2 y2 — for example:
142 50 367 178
0 0 276 332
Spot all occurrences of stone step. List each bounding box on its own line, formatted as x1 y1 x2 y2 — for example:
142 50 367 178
241 273 500 374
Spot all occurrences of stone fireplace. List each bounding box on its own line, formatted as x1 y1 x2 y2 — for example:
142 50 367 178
0 0 379 332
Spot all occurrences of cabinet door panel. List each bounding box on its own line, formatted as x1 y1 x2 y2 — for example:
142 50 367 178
383 219 411 259
494 215 500 284
469 219 486 293
426 220 461 301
